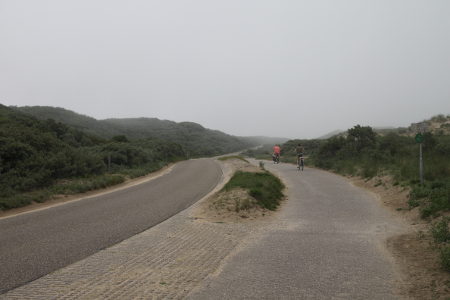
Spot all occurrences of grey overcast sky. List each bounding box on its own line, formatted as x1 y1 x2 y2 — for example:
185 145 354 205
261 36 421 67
1 0 449 138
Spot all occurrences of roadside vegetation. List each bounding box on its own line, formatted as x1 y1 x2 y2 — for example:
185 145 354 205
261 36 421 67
15 105 254 157
223 171 284 211
313 123 450 220
245 116 450 219
430 217 450 272
0 104 256 210
242 139 322 165
244 115 450 272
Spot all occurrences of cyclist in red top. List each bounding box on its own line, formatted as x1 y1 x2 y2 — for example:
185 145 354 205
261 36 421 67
273 145 281 164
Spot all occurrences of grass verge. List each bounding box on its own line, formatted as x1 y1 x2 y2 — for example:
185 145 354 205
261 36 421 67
430 217 450 271
0 162 174 211
223 171 284 211
0 174 126 210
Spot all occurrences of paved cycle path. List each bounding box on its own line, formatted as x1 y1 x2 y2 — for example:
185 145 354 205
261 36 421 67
0 158 221 294
188 161 407 299
1 160 408 299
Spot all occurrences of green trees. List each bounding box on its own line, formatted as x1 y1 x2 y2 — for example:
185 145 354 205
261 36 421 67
1 104 256 210
346 125 376 152
0 105 106 203
312 124 450 218
315 125 376 164
0 105 187 209
16 106 254 156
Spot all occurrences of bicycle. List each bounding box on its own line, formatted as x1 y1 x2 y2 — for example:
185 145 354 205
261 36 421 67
297 156 304 171
272 153 280 164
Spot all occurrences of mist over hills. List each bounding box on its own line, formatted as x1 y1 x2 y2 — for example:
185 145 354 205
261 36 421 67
315 115 450 140
15 106 187 139
316 130 344 140
13 105 258 156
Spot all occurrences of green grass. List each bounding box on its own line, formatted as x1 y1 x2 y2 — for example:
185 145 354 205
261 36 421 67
223 171 284 210
51 174 126 195
119 162 167 179
408 181 450 218
440 245 450 272
0 174 127 210
0 194 33 210
429 216 450 271
310 129 450 218
431 217 450 243
0 161 181 211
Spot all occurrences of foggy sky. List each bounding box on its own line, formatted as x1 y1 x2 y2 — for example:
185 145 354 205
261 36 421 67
1 0 449 139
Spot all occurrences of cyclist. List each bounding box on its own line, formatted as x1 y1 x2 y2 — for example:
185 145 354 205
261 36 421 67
273 144 281 164
296 144 304 169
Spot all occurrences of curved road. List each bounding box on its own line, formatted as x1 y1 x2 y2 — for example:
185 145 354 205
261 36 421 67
0 158 222 294
189 161 407 299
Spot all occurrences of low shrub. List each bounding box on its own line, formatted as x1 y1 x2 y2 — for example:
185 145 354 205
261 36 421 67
52 175 125 195
408 197 421 208
416 181 450 218
440 245 450 272
120 162 166 179
223 171 284 211
431 217 450 243
0 194 33 210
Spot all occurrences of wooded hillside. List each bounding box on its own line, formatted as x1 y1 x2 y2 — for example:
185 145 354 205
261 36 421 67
15 106 253 157
1 104 255 210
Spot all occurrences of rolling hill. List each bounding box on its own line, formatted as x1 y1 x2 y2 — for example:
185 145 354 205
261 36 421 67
14 106 255 157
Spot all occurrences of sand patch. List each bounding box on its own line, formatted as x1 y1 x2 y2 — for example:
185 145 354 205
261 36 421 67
193 158 278 223
352 175 450 299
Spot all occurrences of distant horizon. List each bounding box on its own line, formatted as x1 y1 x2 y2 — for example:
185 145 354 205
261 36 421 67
1 1 449 140
8 103 449 140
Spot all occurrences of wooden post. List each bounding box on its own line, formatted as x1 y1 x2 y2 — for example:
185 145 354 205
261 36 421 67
419 143 424 185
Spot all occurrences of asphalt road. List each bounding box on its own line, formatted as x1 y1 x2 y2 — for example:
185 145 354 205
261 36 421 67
188 161 406 299
0 158 222 294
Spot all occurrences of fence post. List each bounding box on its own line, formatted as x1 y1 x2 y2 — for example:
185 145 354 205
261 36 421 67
419 143 424 185
413 121 427 185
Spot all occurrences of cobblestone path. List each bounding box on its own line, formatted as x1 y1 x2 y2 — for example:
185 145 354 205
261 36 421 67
1 161 259 300
1 206 255 300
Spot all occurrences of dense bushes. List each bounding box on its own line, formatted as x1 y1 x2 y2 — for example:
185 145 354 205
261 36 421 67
430 217 450 271
16 106 255 157
0 107 107 200
0 105 191 210
243 124 450 218
312 124 450 218
243 139 323 166
410 181 450 218
1 103 257 210
314 126 450 180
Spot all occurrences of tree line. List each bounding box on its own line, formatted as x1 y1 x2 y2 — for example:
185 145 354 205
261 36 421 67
244 120 450 218
0 104 255 210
